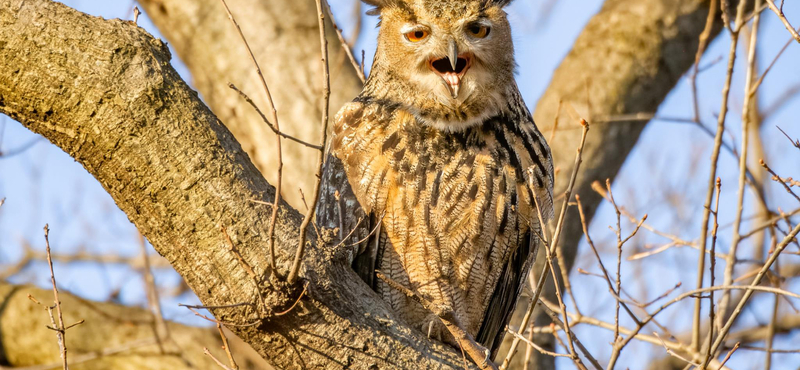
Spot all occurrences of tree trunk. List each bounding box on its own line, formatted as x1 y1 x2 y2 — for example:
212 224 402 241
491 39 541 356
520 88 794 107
0 1 472 368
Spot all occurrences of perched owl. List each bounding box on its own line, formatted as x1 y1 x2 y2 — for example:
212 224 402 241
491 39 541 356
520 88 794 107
323 0 554 359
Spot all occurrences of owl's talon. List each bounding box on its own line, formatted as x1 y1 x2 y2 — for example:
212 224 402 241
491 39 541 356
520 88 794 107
481 348 491 367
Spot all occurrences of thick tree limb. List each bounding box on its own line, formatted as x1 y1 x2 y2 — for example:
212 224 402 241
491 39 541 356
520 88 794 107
138 0 364 209
128 0 729 368
0 0 473 368
0 282 269 370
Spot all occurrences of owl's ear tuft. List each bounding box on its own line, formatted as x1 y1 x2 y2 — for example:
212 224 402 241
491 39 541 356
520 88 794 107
361 0 396 16
484 0 515 7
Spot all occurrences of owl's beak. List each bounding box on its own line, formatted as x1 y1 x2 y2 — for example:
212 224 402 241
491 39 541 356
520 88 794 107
429 41 471 99
448 40 459 71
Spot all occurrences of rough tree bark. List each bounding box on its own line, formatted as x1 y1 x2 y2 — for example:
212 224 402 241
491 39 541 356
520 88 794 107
0 0 473 368
140 0 364 209
134 0 727 368
0 283 270 370
0 0 736 368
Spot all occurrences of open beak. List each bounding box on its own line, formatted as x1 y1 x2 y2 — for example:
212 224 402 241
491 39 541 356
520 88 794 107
429 40 471 99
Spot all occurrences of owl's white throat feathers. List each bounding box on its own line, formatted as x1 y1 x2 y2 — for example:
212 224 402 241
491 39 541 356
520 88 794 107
404 67 507 132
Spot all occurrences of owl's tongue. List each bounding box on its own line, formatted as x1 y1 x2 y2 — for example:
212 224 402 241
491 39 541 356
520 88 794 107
443 72 461 98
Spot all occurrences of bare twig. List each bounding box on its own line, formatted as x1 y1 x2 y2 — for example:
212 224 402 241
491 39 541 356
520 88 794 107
217 0 283 275
274 282 308 316
228 84 322 150
287 0 333 285
607 180 623 344
704 178 722 364
505 328 571 359
44 225 69 370
138 233 170 354
718 342 740 369
654 332 701 367
537 302 600 370
535 298 728 369
694 0 749 352
704 222 800 367
764 287 780 369
764 0 800 43
216 323 239 370
718 2 764 345
181 306 261 328
690 0 719 348
204 347 235 370
322 1 366 84
761 159 800 203
690 0 718 123
776 126 799 150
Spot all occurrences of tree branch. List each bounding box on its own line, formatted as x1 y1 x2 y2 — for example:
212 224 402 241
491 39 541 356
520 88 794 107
0 1 473 368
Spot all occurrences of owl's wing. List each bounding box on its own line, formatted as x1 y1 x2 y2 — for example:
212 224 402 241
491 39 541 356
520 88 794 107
475 229 540 359
475 112 552 358
315 153 377 284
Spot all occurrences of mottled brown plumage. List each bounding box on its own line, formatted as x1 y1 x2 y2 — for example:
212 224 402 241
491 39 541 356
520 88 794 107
328 0 554 358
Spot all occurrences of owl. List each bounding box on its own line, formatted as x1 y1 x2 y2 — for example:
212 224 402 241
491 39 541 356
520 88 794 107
323 0 554 359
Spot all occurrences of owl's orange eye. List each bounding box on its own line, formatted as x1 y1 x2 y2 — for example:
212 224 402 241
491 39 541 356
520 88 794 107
405 30 429 43
467 24 490 38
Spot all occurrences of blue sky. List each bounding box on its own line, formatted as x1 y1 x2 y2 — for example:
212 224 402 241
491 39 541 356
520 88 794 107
1 0 798 368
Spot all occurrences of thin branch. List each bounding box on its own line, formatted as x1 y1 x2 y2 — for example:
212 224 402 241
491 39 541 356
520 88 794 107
776 126 800 150
694 0 748 352
274 282 308 316
704 178 722 364
537 301 601 370
764 0 800 43
505 328 571 359
287 0 332 285
0 337 158 370
217 0 283 275
704 222 800 367
690 0 720 346
718 342 740 369
216 323 239 370
138 233 170 354
322 0 366 84
690 0 719 123
204 347 235 370
227 84 322 150
654 332 701 367
44 225 69 370
761 159 800 203
718 2 764 344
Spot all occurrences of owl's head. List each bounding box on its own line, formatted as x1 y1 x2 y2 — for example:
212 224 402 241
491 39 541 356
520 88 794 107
362 0 518 131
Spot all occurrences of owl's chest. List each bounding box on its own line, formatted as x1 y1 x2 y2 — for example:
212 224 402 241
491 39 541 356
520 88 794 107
334 107 535 251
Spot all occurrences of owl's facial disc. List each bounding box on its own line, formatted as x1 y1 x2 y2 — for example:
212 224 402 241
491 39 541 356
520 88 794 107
428 42 471 99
